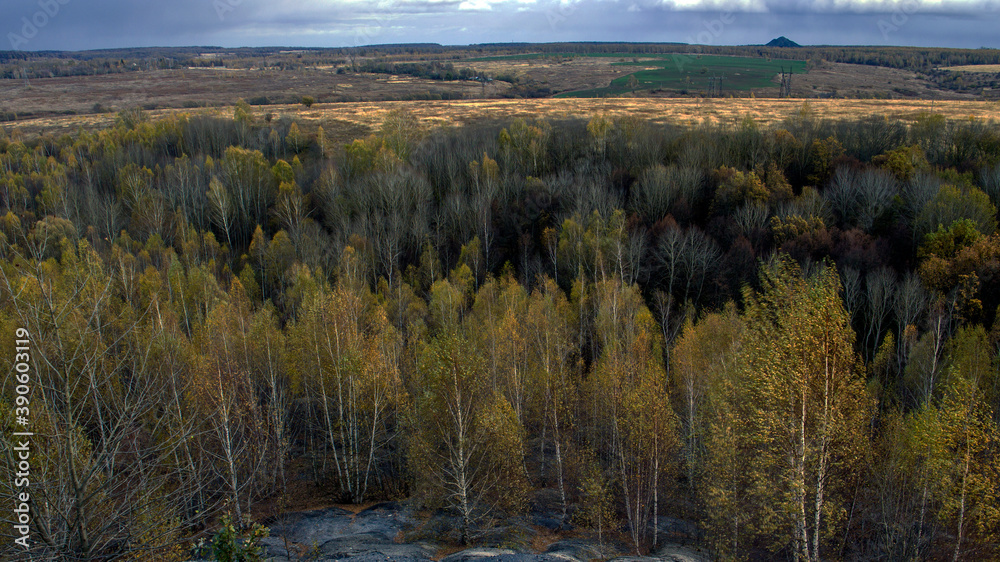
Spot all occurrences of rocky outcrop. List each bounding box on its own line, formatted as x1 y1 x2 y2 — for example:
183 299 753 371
188 502 709 562
260 502 429 561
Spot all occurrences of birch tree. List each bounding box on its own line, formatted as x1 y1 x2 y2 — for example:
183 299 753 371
409 334 528 544
0 240 197 559
704 257 871 561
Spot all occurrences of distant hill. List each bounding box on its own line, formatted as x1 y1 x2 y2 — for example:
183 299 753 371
766 36 801 48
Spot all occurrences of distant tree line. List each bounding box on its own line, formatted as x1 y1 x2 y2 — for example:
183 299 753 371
350 60 489 82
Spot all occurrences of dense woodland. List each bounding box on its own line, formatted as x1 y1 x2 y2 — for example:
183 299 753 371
1 104 1000 560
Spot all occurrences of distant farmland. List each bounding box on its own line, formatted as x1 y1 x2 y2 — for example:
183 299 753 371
469 52 807 97
546 54 807 97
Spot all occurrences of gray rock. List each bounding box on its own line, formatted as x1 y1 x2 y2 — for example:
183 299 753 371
492 553 567 562
605 544 710 562
319 534 433 559
440 547 516 562
318 554 428 562
536 553 583 562
433 542 576 562
404 512 462 543
268 507 355 545
487 555 586 562
544 540 608 562
251 503 665 562
352 503 416 540
259 535 292 558
531 516 564 532
356 501 406 516
369 543 435 559
474 520 537 551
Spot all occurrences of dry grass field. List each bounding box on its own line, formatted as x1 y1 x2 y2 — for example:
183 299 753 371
790 61 969 99
7 98 999 143
938 64 1000 73
465 56 636 93
0 52 978 125
0 67 511 119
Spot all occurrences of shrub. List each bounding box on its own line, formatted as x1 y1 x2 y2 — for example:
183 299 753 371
211 514 269 562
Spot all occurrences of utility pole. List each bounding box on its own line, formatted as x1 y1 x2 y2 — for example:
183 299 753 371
708 74 725 97
779 67 792 98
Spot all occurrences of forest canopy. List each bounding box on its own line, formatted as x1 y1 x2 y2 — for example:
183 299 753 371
1 106 999 560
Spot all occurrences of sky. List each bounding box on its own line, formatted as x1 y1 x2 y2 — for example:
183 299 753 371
3 0 1000 52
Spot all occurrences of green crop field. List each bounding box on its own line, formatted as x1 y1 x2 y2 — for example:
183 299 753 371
467 51 661 61
551 54 807 97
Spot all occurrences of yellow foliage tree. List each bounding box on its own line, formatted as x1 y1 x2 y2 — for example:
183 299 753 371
704 257 871 561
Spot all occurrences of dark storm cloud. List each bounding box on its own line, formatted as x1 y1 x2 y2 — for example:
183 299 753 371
2 0 999 51
4 0 259 50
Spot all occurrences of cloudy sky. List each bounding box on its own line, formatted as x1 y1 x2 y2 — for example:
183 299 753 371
4 0 999 51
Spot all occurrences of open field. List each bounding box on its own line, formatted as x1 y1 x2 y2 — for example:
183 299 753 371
463 52 960 99
2 47 986 128
474 51 809 97
938 64 1000 72
788 60 967 99
464 56 633 94
0 67 511 120
554 54 808 97
7 98 1000 143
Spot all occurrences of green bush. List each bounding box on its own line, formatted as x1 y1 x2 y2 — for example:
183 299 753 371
211 514 269 562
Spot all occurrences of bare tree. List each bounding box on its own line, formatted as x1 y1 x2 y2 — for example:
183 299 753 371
219 146 273 247
656 224 721 307
163 154 208 230
827 166 898 230
894 272 929 373
469 155 500 270
734 202 769 247
273 182 309 247
0 241 205 559
632 165 703 221
980 163 1000 209
864 267 896 356
410 334 527 544
857 168 898 231
904 303 950 406
840 266 862 326
902 172 942 225
207 177 235 248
